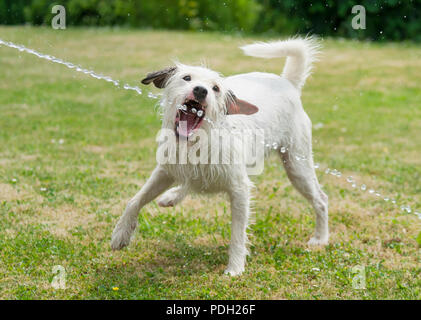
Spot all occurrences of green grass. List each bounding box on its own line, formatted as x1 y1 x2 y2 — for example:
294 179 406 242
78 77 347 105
0 26 420 299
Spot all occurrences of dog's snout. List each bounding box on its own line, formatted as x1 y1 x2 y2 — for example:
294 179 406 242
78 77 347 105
193 86 207 101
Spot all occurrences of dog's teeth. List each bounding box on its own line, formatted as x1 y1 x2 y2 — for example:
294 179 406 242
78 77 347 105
191 108 197 114
197 110 204 117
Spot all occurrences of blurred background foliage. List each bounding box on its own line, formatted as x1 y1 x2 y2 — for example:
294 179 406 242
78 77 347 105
0 0 420 41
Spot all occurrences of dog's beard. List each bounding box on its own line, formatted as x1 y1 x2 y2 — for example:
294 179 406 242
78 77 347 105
175 98 206 139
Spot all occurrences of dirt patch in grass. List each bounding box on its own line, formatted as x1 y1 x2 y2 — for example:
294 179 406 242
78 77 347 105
0 183 23 201
0 183 40 202
20 204 97 238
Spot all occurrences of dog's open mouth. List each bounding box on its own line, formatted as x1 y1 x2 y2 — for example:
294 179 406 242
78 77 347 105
175 99 206 138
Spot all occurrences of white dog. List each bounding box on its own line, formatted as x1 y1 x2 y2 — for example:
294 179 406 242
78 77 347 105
111 37 329 276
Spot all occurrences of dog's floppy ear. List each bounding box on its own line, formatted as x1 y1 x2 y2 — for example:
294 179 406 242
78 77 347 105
141 66 176 88
226 90 259 115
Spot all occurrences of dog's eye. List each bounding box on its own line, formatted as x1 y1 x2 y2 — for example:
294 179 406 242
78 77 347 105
212 85 220 92
183 75 191 81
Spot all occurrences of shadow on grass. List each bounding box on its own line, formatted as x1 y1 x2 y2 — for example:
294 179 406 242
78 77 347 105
88 237 229 299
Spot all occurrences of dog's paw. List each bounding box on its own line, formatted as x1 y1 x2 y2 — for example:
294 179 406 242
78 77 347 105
223 266 244 277
110 221 137 250
110 228 131 250
157 189 180 207
307 236 328 246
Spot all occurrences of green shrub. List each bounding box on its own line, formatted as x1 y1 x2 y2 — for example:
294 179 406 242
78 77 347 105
0 0 27 24
0 0 420 41
256 0 421 41
0 0 260 32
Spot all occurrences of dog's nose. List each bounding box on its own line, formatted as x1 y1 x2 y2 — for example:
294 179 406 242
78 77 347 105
193 86 208 101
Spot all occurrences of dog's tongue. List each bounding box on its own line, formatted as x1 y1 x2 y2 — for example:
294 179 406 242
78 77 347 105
178 112 197 137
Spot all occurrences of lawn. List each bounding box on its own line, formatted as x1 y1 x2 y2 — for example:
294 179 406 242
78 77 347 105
0 26 420 299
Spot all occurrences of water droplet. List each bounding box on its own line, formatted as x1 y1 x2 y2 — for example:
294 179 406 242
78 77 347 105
314 163 320 169
361 184 367 191
346 176 353 183
272 143 278 150
351 183 357 188
204 117 214 125
314 122 324 130
148 92 158 99
280 147 286 153
369 189 375 194
325 168 330 174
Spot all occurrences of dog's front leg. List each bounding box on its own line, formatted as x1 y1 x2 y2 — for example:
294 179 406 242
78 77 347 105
225 186 250 276
111 166 173 250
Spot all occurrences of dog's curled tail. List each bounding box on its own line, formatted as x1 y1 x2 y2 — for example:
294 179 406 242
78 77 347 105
240 37 321 91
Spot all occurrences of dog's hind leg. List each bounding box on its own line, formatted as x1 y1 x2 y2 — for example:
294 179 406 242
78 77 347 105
157 185 189 207
111 166 173 250
281 148 329 246
225 180 252 276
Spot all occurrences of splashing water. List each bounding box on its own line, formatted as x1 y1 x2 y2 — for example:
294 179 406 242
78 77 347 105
0 38 148 97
